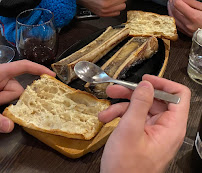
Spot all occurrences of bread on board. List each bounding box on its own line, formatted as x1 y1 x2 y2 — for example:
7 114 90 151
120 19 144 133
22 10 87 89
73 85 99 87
3 74 110 140
126 10 178 41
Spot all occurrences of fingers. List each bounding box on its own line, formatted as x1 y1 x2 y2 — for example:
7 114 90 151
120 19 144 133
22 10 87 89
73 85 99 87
168 1 194 34
102 84 167 123
0 114 14 133
120 81 154 137
98 102 129 123
182 0 202 11
171 0 202 33
168 0 202 36
143 74 188 96
0 79 24 105
149 99 168 115
81 0 126 17
0 60 56 79
98 3 126 17
106 85 133 100
168 1 193 36
172 0 201 19
143 74 191 123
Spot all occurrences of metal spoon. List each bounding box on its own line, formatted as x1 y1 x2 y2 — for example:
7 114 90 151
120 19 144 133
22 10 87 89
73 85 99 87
74 61 180 104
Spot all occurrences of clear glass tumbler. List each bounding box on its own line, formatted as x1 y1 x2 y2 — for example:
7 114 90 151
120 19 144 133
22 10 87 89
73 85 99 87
16 8 57 66
187 28 202 85
0 24 15 64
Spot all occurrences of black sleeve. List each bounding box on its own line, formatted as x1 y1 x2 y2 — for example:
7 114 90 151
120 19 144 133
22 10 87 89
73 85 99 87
0 0 42 17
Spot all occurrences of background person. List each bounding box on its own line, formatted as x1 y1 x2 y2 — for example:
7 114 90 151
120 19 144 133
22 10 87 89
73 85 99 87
0 0 127 44
167 0 202 37
77 0 127 17
150 0 202 36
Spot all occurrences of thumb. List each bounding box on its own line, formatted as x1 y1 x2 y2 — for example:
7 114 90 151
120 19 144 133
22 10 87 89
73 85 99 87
0 114 14 133
121 81 154 138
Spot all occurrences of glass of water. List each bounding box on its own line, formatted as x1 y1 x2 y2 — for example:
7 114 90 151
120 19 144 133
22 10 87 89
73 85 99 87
187 28 202 85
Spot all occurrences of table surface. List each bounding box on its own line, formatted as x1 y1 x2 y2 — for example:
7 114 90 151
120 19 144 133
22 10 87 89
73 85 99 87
0 1 202 173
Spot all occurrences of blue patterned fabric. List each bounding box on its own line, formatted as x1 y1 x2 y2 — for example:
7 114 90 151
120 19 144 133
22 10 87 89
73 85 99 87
0 0 76 44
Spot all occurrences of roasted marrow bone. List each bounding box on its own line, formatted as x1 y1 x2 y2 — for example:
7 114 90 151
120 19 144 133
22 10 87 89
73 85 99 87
85 36 158 98
51 26 129 84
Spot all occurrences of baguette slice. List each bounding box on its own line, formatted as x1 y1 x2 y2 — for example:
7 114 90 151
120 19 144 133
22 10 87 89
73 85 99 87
126 10 178 41
3 74 110 140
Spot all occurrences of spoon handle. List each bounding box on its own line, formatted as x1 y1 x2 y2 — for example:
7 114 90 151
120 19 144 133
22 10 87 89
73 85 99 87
110 79 180 104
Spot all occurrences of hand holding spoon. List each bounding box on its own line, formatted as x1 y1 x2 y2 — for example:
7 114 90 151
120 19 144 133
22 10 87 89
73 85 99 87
74 61 180 104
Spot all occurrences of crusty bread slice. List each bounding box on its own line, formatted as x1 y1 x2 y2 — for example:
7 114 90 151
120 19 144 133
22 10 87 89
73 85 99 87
3 74 110 140
126 10 178 41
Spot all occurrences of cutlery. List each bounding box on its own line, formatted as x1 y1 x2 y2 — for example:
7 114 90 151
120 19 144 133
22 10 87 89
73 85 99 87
74 61 180 104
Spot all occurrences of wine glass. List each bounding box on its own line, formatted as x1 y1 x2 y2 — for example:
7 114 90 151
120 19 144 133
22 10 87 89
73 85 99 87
16 8 57 66
0 24 15 64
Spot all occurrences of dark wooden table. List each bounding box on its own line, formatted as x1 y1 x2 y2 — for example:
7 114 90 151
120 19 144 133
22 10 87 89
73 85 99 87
0 1 202 173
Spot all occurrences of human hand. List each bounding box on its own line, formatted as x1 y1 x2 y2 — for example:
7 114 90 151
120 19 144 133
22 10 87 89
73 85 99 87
0 60 56 133
168 0 202 36
77 0 126 17
99 74 191 173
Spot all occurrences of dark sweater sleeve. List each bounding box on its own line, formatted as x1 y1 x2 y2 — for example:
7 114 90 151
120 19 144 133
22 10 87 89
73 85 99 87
0 0 42 17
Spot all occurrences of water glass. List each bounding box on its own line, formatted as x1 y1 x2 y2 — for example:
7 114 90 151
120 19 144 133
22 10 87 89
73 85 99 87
16 8 57 66
187 28 202 85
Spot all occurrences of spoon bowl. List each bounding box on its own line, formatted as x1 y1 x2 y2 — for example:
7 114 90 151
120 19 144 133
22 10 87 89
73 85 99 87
74 61 111 83
74 61 180 104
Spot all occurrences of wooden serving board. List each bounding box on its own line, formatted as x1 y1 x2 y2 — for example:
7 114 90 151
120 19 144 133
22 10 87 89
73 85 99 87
23 39 170 159
23 118 120 159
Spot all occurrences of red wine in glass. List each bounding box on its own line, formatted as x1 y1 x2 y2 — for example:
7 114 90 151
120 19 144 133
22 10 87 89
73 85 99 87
19 37 57 66
16 8 58 66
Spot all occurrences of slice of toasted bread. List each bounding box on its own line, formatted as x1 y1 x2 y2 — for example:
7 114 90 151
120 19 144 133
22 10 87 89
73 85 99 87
3 74 110 140
126 10 178 41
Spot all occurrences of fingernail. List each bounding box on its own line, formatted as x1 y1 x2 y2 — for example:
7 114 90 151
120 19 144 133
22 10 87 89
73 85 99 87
0 118 11 133
137 81 151 89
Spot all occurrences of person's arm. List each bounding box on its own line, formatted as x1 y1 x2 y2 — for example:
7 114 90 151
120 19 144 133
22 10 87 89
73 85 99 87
77 0 126 17
168 0 202 36
99 74 191 173
0 0 41 17
0 60 55 133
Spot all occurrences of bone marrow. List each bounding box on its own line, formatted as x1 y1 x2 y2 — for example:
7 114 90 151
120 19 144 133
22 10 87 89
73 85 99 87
52 26 129 84
85 36 158 98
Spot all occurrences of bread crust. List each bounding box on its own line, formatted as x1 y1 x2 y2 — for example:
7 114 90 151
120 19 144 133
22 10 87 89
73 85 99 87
126 10 178 41
3 74 110 140
4 106 92 139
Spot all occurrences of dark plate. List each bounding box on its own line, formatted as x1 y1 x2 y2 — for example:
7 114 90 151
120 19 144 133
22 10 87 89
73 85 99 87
56 26 165 98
